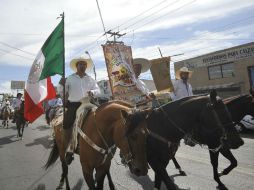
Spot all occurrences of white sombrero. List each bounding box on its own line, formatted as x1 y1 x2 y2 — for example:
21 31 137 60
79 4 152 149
175 67 193 79
70 57 93 72
133 58 151 73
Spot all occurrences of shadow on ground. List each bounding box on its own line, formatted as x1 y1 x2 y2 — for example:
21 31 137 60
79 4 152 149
26 135 53 149
32 179 84 190
0 134 19 147
128 171 190 190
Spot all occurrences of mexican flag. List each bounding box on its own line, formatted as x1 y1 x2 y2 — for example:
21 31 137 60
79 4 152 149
24 19 64 122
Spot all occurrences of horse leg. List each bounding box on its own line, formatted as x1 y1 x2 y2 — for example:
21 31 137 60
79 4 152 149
172 156 186 176
209 150 228 190
149 158 178 190
154 173 162 190
82 171 96 190
21 123 25 138
218 148 237 177
106 170 115 190
95 170 106 190
56 161 70 190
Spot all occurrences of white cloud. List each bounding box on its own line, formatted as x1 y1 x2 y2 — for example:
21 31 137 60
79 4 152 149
0 0 254 88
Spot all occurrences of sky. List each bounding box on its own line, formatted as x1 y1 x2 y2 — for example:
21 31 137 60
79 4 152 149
0 0 254 94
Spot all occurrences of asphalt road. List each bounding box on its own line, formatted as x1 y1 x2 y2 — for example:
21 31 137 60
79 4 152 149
0 115 254 190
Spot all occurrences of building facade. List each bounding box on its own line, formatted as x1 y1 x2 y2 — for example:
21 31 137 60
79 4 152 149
174 42 254 98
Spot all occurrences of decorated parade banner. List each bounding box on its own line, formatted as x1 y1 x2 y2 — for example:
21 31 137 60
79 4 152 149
102 43 147 105
150 57 174 92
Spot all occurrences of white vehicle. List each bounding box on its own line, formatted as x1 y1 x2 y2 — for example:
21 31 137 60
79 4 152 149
235 115 254 132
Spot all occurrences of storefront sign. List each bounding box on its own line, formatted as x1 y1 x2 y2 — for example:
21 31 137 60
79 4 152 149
182 43 254 68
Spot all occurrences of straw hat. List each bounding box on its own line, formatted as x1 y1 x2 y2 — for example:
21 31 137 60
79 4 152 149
175 67 193 79
133 58 151 73
70 57 93 72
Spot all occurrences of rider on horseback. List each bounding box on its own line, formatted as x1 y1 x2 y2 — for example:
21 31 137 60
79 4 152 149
11 93 23 123
59 57 100 164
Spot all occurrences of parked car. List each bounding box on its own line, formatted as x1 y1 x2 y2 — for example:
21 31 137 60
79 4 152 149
235 115 254 132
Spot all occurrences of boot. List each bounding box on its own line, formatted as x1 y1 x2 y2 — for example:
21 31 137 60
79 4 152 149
62 128 74 165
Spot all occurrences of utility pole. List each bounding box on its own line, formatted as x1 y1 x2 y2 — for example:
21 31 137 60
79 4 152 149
105 30 126 44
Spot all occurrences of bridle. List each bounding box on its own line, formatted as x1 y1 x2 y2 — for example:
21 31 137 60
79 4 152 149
143 101 226 153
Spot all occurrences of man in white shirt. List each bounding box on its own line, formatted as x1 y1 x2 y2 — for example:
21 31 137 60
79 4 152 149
60 57 100 164
171 67 193 100
133 58 156 108
12 93 23 123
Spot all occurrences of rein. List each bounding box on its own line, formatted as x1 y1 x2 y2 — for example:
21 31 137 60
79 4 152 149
143 104 224 153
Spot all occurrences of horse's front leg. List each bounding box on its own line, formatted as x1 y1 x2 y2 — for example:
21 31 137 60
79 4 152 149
149 158 178 190
171 156 187 176
209 150 228 190
218 148 237 177
82 168 96 190
154 172 162 190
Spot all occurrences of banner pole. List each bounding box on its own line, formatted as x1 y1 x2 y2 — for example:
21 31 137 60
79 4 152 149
62 12 66 128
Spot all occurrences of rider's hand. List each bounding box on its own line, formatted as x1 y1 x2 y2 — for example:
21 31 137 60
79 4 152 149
149 93 156 99
87 91 94 97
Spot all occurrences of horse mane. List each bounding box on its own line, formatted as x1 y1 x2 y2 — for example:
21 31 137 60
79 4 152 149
96 100 134 112
126 110 147 136
224 94 253 106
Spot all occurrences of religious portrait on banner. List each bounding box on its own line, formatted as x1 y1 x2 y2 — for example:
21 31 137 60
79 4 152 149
102 43 147 105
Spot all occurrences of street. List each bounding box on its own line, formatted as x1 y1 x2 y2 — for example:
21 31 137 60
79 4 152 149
0 115 254 190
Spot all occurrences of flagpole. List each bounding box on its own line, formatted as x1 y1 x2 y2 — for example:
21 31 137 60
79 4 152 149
62 12 66 128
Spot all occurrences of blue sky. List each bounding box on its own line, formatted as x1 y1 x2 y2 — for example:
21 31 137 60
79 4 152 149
0 0 254 94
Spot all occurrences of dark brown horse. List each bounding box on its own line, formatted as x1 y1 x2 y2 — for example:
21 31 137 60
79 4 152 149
15 101 28 139
170 92 250 190
125 90 236 190
45 100 148 190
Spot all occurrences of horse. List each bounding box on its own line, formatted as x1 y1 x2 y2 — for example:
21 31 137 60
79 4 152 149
15 101 28 139
125 90 236 190
171 92 252 190
45 100 148 190
1 105 12 128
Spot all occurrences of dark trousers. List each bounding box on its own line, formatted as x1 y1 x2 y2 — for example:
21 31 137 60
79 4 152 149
63 101 81 129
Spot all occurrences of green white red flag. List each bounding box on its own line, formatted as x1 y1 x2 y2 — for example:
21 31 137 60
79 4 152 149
24 19 64 122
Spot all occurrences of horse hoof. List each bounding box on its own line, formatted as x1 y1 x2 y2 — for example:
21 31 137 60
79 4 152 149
179 170 187 176
218 172 223 177
216 185 228 190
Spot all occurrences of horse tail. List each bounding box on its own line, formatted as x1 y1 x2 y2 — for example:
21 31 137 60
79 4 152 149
44 139 59 169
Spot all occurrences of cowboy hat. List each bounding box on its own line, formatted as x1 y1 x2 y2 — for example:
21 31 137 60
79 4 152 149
175 67 193 79
70 57 93 72
133 58 151 73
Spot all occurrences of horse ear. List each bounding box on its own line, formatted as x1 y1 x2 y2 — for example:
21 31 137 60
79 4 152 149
120 110 130 119
210 89 217 103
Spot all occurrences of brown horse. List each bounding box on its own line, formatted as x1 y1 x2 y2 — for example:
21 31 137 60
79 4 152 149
1 105 12 128
45 100 148 190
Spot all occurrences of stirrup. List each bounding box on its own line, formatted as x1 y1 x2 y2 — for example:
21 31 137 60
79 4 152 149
65 152 74 165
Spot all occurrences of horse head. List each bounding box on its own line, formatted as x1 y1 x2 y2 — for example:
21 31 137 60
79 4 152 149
212 96 244 149
119 109 149 176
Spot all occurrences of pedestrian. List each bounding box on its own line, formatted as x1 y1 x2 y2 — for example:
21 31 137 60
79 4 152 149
60 57 100 164
171 66 193 100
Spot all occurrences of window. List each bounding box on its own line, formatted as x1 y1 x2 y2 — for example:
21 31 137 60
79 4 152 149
208 62 234 80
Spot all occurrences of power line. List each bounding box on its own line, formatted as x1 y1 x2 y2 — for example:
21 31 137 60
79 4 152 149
126 0 197 33
122 0 180 30
0 48 34 60
0 41 36 56
110 0 169 31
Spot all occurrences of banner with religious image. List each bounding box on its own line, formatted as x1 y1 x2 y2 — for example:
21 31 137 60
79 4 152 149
102 43 148 105
150 57 174 92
